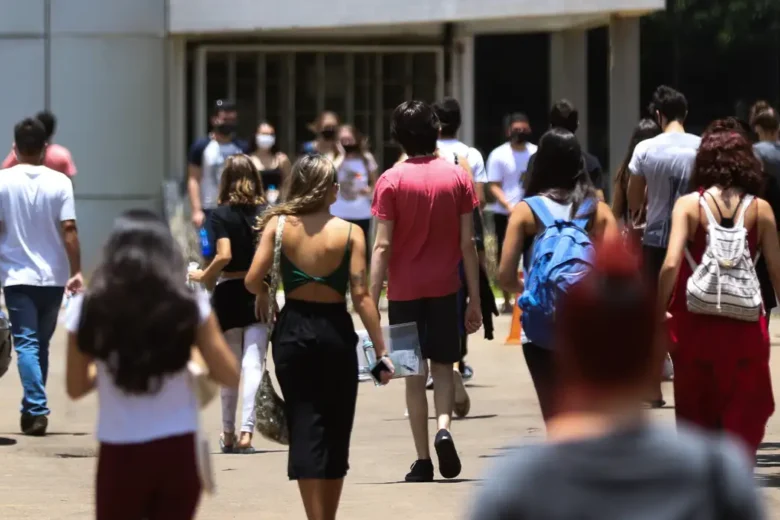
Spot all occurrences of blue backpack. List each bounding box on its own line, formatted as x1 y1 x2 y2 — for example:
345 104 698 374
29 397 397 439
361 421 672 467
518 197 596 348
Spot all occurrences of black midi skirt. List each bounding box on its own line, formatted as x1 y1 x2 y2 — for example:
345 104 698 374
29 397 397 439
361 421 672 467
272 299 359 480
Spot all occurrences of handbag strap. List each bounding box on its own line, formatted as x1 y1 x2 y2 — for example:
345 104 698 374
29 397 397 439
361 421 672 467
262 215 286 365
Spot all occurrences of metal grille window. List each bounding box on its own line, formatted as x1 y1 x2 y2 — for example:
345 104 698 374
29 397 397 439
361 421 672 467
195 46 444 171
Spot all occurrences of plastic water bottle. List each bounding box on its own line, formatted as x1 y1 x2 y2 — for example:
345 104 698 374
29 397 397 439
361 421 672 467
267 184 279 205
199 227 212 258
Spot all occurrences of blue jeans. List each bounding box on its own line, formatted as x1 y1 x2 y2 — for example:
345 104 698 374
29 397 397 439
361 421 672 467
5 285 64 416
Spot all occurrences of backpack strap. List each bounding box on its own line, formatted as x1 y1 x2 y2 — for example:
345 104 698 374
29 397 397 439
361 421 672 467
524 196 556 228
698 195 720 228
572 198 596 229
734 194 755 228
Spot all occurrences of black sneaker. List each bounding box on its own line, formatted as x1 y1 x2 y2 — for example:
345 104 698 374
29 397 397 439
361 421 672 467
405 459 434 482
20 413 48 436
434 429 462 479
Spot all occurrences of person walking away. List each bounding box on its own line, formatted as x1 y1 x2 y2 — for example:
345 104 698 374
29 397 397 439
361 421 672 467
371 101 482 482
2 111 77 177
301 111 341 160
526 99 605 200
433 97 487 206
497 128 617 422
658 123 779 457
250 121 291 202
187 100 248 258
750 101 780 328
486 113 536 313
65 209 239 520
472 238 763 520
611 118 661 225
188 155 270 454
245 154 392 520
0 118 83 436
329 124 378 265
627 85 700 407
627 86 700 284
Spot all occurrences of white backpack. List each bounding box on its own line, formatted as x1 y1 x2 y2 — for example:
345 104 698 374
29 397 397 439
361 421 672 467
685 194 763 322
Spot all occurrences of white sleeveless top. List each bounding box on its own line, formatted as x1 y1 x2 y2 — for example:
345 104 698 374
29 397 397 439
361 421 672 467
65 292 211 444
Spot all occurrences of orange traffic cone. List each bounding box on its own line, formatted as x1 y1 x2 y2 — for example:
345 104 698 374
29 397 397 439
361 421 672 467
505 272 523 345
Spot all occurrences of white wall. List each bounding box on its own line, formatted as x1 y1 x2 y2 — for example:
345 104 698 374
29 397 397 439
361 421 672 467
0 0 170 272
170 0 663 33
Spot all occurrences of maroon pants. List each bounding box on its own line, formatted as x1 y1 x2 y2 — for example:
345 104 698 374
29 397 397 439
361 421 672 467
97 433 201 520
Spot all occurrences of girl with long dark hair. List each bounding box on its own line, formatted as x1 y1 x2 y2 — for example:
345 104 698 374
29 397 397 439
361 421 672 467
65 209 239 519
245 154 391 520
250 121 291 195
188 154 270 453
659 122 780 456
611 118 661 223
497 128 618 422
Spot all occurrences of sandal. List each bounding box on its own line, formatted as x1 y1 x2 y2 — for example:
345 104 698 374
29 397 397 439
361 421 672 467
219 433 236 454
235 433 256 454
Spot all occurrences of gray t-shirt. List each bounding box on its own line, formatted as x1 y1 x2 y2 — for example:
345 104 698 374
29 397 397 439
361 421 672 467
629 132 701 248
200 139 244 210
754 141 780 180
471 424 762 520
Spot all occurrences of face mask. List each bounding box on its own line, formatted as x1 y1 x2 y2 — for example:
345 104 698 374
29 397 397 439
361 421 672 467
256 134 276 150
342 143 359 154
320 127 337 140
216 122 237 136
510 129 530 144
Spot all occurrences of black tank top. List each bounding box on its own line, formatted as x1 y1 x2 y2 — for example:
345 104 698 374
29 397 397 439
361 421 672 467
260 168 282 190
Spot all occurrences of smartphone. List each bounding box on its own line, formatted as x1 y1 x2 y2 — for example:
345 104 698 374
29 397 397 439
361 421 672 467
370 357 392 385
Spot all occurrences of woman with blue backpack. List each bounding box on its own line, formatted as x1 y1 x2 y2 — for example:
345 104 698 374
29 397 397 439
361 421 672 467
497 128 618 422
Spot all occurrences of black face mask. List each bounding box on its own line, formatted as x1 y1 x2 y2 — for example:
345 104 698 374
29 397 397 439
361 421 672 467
321 127 337 140
342 143 360 154
510 130 531 144
216 122 237 136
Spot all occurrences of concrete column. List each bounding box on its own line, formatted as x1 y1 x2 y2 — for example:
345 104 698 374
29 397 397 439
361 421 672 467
0 1 46 144
608 16 641 182
458 35 476 146
49 0 167 270
549 29 588 149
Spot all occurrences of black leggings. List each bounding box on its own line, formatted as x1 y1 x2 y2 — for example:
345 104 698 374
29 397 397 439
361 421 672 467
523 343 556 422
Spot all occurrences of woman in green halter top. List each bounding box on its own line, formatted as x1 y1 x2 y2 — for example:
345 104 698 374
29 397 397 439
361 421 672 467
245 154 392 520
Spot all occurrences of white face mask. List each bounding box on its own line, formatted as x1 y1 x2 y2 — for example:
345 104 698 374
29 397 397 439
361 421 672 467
256 134 276 150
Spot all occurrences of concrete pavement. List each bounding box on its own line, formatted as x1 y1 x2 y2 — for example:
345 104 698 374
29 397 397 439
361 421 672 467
0 313 780 518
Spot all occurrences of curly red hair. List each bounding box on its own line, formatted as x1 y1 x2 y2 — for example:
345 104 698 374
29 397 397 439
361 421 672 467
688 120 764 195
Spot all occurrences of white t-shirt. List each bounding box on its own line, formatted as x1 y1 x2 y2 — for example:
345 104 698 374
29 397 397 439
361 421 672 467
486 142 537 215
65 291 211 444
0 164 76 287
437 139 487 183
330 155 377 221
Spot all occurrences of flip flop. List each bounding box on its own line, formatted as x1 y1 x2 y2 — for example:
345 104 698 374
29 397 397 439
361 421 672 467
234 445 257 454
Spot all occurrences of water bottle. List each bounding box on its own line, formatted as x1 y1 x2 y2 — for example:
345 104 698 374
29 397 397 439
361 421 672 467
199 227 212 258
267 184 279 205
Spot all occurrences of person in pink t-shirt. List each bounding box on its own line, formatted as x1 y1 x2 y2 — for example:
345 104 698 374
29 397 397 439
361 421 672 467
370 100 482 483
2 111 76 177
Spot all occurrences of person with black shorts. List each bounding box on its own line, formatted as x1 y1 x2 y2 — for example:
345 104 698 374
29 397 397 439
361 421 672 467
370 101 482 483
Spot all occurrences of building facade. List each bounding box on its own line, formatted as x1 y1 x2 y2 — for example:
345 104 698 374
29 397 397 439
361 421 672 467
0 0 662 269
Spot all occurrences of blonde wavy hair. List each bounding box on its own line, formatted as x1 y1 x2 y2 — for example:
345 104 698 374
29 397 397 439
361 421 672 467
217 155 266 206
256 154 337 230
